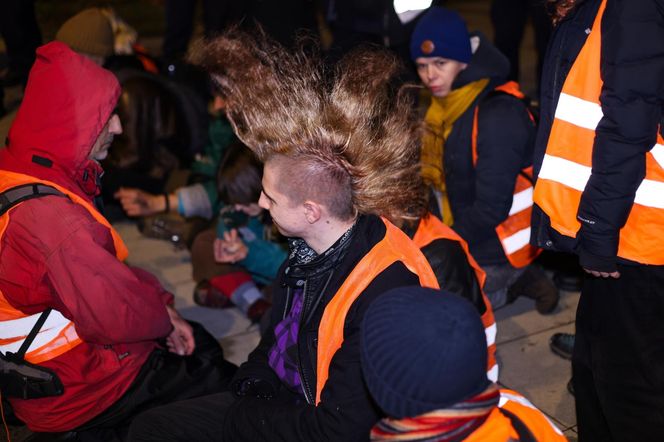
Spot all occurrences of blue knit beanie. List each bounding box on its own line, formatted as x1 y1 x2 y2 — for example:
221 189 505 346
360 286 490 419
410 7 472 63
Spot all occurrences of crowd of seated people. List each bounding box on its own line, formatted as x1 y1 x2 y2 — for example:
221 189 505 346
6 0 655 440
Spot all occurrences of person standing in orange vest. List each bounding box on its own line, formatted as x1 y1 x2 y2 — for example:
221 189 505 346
127 32 438 441
532 0 664 439
0 42 237 437
360 286 567 442
410 7 559 314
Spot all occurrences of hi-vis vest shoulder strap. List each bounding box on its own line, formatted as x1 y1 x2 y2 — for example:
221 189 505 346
465 389 566 442
315 217 438 405
412 214 498 382
534 0 664 265
471 81 541 268
0 170 129 364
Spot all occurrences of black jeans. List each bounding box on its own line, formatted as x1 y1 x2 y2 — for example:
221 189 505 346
0 0 41 76
573 264 664 441
162 0 244 60
490 0 552 93
75 322 237 441
128 391 236 441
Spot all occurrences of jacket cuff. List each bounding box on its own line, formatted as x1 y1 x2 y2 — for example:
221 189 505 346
578 224 619 273
176 184 213 219
578 248 617 273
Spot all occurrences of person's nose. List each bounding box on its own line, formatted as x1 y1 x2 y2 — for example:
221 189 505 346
426 65 436 83
258 191 269 210
109 114 123 135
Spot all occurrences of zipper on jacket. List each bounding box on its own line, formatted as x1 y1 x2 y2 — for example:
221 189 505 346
297 279 314 404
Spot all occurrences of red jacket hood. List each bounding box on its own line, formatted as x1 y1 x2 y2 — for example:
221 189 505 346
0 42 120 201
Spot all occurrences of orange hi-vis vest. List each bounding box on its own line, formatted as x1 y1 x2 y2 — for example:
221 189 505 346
315 217 439 404
534 0 664 265
464 389 566 442
413 214 498 382
0 171 128 364
472 81 541 268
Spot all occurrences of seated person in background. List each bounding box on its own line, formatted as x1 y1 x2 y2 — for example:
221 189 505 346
57 7 214 203
114 94 236 223
193 142 285 322
411 7 559 313
127 30 438 442
0 42 236 438
360 286 567 441
117 141 283 323
393 199 499 381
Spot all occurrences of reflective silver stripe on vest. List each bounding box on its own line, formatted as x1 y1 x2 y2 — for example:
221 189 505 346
0 309 73 355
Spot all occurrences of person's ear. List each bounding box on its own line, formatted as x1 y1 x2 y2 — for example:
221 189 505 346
303 201 322 224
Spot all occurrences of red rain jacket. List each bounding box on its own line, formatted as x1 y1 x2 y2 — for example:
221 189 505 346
0 42 174 432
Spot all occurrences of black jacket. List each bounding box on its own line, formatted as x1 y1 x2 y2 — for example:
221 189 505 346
403 220 486 316
531 0 664 272
221 215 419 441
441 33 536 266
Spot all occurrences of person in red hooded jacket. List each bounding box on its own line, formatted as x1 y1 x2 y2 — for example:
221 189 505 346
0 42 236 439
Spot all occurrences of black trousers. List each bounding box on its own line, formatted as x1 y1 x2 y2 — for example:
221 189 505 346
0 0 41 75
74 322 237 441
128 391 235 441
573 264 664 441
162 0 245 60
490 0 552 93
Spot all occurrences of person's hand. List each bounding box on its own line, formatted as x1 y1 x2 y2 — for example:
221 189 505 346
165 305 195 356
583 268 621 279
114 187 169 216
214 229 249 263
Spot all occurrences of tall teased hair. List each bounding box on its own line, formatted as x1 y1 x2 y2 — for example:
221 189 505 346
191 30 427 221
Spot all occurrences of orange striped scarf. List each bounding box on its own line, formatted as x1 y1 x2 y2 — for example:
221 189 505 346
370 383 500 441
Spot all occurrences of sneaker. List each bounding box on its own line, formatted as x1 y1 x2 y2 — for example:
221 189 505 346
508 265 560 314
549 332 575 360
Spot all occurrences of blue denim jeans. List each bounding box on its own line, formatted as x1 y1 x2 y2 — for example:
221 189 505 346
482 263 526 309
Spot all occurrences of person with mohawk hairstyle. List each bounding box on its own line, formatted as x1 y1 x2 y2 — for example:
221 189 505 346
128 31 439 442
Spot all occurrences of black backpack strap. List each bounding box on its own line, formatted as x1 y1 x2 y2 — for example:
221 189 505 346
0 183 67 216
14 309 52 359
0 183 66 360
499 407 537 442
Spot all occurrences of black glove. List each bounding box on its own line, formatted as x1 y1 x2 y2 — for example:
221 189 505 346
233 378 276 400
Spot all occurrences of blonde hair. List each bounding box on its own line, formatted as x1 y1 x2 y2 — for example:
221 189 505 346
192 29 427 221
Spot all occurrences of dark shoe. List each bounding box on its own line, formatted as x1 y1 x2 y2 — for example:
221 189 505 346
549 332 575 360
509 266 560 314
553 270 583 292
567 379 575 396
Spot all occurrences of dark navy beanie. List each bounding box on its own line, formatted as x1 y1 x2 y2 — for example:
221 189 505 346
410 7 472 63
360 286 490 419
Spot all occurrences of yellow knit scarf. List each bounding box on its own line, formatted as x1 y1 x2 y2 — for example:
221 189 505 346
421 78 489 225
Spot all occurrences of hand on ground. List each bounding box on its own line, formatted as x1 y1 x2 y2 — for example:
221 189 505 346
114 187 167 216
